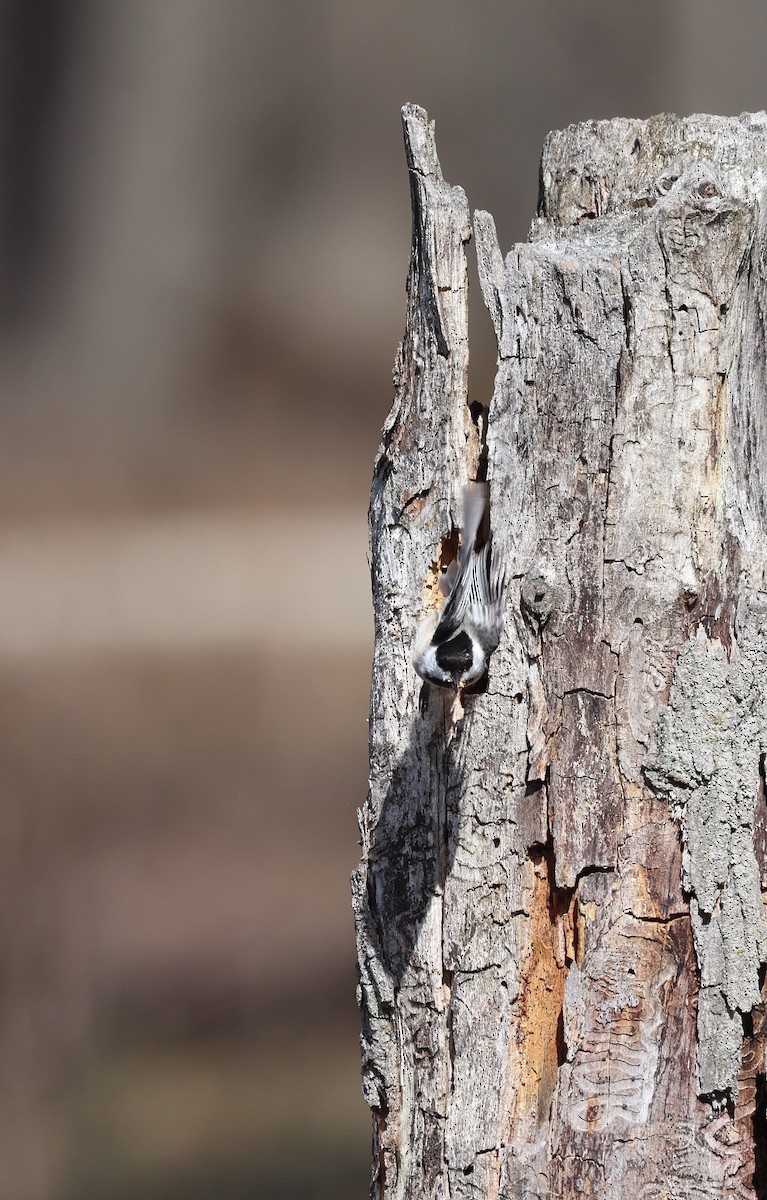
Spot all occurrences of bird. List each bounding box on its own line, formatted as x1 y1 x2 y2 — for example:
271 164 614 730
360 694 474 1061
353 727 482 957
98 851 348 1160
411 483 506 692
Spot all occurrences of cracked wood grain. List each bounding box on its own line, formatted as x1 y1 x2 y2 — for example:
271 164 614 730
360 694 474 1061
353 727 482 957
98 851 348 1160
354 106 767 1200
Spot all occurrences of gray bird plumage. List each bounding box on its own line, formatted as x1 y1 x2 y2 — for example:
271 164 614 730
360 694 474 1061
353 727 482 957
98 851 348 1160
412 484 506 691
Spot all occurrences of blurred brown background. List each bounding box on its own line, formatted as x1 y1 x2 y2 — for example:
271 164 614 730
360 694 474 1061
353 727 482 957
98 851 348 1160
0 2 766 1197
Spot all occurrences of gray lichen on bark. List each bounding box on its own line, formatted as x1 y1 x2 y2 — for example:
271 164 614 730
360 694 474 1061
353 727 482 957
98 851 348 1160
647 619 767 1097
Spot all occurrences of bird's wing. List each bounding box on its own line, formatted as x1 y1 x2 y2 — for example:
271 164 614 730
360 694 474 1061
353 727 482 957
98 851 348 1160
433 484 488 642
466 546 506 653
432 559 472 641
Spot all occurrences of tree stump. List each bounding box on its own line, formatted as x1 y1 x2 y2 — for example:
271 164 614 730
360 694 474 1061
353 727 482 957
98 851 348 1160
353 103 767 1200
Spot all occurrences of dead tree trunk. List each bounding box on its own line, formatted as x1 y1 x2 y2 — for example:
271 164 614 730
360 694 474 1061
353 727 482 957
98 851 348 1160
353 104 767 1200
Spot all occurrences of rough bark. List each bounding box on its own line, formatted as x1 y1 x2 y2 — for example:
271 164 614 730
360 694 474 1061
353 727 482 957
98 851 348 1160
353 104 767 1200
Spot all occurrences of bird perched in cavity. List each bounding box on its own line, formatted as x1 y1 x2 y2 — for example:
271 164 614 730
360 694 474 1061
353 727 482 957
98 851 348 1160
412 483 506 692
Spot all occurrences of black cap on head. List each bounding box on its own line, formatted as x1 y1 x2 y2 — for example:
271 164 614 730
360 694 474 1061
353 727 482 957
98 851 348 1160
435 631 472 686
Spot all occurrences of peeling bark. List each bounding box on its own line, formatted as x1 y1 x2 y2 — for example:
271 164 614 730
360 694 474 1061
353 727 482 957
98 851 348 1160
354 105 767 1199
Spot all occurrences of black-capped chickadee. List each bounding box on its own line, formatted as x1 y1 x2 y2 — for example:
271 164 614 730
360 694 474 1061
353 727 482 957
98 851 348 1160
412 484 506 691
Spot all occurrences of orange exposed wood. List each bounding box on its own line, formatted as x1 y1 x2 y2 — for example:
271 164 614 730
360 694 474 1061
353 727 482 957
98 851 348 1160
508 848 571 1135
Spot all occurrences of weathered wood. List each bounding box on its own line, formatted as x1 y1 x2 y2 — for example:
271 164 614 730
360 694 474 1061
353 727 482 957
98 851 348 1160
354 105 767 1199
